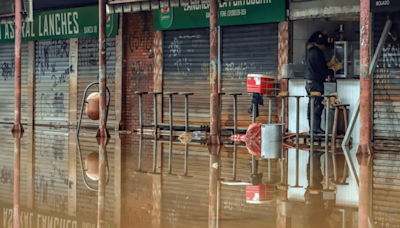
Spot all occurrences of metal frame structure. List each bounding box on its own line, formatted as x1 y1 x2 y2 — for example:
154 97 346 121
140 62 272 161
77 82 111 191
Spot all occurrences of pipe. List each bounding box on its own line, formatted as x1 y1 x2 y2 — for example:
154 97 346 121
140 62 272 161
13 0 23 227
97 0 107 227
359 0 372 227
208 155 219 228
209 0 219 145
325 97 330 189
310 96 315 188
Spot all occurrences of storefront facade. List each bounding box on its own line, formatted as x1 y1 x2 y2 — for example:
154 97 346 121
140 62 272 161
153 0 286 127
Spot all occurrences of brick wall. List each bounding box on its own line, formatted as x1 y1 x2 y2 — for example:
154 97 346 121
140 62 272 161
121 12 156 228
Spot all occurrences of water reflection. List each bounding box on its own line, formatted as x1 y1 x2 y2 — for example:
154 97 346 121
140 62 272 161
0 122 366 228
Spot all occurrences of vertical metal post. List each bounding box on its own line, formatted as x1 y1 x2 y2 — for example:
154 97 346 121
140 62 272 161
310 96 315 188
332 107 339 182
139 95 143 131
325 97 330 189
281 97 286 183
233 95 237 180
153 94 158 136
268 97 272 124
252 103 257 175
13 0 23 228
208 144 220 228
209 0 220 146
359 0 372 227
185 95 189 132
97 0 107 227
291 97 302 188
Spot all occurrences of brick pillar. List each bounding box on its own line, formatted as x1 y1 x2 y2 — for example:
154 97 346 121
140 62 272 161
278 21 289 131
122 12 157 228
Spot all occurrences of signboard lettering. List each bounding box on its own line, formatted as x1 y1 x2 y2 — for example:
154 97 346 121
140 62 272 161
153 0 285 30
0 6 118 43
371 0 400 12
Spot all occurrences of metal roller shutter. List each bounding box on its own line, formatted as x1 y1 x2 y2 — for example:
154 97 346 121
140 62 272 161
75 36 117 222
76 128 115 222
163 28 210 126
372 13 400 226
0 124 28 207
221 23 279 127
34 126 69 215
0 42 29 123
162 144 209 228
34 39 70 126
77 37 117 129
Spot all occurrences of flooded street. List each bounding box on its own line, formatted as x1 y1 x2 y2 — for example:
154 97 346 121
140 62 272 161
0 122 364 228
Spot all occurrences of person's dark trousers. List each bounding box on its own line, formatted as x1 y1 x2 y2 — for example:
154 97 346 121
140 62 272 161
305 80 324 133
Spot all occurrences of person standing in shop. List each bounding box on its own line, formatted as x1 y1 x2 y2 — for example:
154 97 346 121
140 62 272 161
305 35 334 134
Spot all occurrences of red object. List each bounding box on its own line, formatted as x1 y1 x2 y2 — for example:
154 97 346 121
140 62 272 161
247 74 274 94
229 123 262 156
246 185 273 204
86 92 100 120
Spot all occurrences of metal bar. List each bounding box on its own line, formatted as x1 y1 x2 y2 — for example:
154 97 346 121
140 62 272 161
184 144 188 175
269 97 272 124
233 95 237 180
138 133 143 171
139 94 143 132
154 94 158 136
342 100 360 147
14 0 22 128
310 96 315 188
13 136 21 228
13 0 22 227
268 159 271 182
185 95 189 132
370 19 392 76
332 107 339 182
168 135 173 174
209 0 219 146
252 103 257 175
325 97 330 189
169 95 173 135
209 153 219 228
98 0 107 226
153 133 158 173
282 97 286 184
294 97 301 187
359 0 374 227
360 0 371 151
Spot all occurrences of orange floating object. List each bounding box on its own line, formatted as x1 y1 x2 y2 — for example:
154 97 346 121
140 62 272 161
85 152 99 181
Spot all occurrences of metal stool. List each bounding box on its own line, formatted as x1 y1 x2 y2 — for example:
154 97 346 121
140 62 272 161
178 92 194 179
224 93 242 183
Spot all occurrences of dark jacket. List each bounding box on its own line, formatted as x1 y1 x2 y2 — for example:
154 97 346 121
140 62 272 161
305 46 334 83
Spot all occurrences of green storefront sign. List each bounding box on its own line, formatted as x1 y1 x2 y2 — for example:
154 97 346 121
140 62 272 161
0 5 118 43
153 0 285 30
